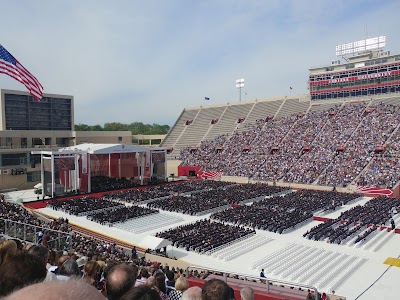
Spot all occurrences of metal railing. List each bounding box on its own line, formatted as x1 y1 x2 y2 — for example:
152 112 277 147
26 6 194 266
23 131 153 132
185 265 320 300
0 218 72 250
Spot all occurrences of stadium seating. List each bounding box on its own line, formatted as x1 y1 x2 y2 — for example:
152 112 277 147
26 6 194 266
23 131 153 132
113 212 184 233
176 98 400 189
211 234 273 261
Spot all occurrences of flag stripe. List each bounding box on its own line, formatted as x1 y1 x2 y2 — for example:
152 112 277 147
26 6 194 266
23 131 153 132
356 185 393 197
0 62 42 99
17 60 43 90
198 171 222 180
0 45 43 100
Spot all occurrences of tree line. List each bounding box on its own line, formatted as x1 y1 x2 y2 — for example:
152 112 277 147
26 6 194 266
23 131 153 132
74 122 170 135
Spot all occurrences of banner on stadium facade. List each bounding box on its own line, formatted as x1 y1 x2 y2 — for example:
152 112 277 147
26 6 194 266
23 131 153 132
81 153 87 174
151 152 166 163
145 150 150 167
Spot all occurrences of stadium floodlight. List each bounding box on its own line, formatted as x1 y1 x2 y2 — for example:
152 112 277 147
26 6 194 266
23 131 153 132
236 78 245 102
335 35 386 56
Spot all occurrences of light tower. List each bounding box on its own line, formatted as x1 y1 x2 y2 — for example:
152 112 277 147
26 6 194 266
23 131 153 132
236 78 244 102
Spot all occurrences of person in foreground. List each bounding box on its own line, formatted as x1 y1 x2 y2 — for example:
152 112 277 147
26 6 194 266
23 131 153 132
5 279 105 300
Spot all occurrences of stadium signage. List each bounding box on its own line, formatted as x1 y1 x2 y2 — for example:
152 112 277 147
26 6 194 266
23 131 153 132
328 71 392 84
357 71 391 80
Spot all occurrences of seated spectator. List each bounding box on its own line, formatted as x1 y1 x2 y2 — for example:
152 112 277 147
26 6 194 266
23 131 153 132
0 252 47 297
146 276 155 288
182 286 202 300
136 268 150 286
28 245 57 282
169 276 189 300
100 261 118 297
153 272 167 300
5 279 105 300
240 287 254 300
106 263 138 300
0 239 17 268
83 261 103 291
202 279 231 300
120 285 161 300
165 270 176 295
57 259 81 280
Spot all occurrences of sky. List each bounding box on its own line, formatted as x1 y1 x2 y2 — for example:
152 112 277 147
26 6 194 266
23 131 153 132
1 0 400 126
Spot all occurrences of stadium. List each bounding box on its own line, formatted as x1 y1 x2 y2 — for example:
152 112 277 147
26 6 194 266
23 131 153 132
2 35 400 300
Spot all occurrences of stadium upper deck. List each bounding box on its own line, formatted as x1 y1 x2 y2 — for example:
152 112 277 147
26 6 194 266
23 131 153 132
309 48 400 101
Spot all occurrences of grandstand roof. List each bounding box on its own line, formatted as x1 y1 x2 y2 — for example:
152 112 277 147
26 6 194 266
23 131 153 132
60 143 148 154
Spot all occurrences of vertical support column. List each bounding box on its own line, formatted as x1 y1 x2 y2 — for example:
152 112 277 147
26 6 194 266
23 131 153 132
108 153 111 177
74 154 79 193
164 150 167 181
150 151 154 179
88 154 91 193
41 154 45 199
118 154 121 178
51 154 55 198
64 170 67 193
140 152 144 185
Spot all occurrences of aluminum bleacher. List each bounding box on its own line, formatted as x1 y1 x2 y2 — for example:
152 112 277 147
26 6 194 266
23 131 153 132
113 213 184 234
275 98 309 119
205 103 254 140
251 243 367 292
173 106 226 153
211 234 273 261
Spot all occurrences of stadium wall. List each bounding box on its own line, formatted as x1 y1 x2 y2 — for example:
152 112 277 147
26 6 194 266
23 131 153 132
187 277 303 300
167 160 182 176
178 165 202 177
144 253 189 270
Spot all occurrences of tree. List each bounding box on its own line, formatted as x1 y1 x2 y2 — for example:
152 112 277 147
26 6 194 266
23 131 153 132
74 122 170 135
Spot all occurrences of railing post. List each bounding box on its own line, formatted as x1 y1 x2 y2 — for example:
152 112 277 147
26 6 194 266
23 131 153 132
34 227 37 244
266 279 270 293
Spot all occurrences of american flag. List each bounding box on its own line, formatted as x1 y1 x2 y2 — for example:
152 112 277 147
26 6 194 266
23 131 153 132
356 185 393 197
198 171 222 180
0 44 43 100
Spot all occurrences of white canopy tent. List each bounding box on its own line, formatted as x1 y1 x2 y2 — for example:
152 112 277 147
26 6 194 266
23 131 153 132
32 143 168 197
139 235 173 250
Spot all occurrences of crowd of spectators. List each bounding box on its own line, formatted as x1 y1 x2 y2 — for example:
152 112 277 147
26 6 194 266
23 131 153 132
1 212 257 300
88 206 158 226
318 103 400 187
91 176 138 192
303 196 400 244
0 198 133 262
283 104 365 184
0 234 259 300
211 190 359 233
179 102 400 188
48 197 123 216
358 127 400 188
104 180 233 204
148 183 287 215
337 196 400 225
156 219 255 253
